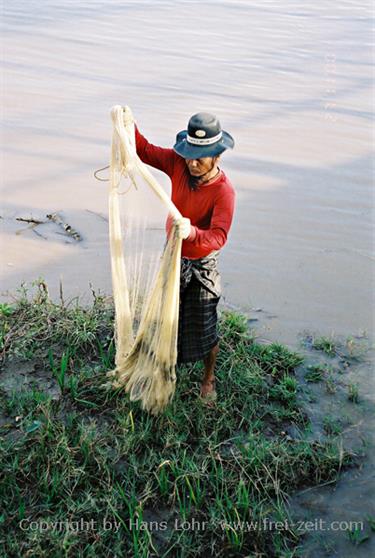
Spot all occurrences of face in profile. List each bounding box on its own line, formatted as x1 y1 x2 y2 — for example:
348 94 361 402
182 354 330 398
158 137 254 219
185 157 218 177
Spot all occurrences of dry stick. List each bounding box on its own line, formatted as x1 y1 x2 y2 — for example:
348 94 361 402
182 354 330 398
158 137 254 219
15 216 47 237
15 214 81 242
46 213 82 242
16 217 45 225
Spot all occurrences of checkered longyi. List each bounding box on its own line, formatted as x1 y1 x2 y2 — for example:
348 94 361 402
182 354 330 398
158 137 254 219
177 252 221 364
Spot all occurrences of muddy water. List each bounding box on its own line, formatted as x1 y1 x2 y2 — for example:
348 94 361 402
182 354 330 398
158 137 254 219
1 1 374 556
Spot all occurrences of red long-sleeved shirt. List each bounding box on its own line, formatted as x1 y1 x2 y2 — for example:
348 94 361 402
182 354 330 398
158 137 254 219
135 126 235 259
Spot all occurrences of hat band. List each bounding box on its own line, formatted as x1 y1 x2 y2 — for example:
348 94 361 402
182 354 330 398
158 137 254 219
187 131 222 146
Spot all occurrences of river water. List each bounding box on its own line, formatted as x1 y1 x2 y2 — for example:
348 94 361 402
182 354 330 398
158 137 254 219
1 1 374 556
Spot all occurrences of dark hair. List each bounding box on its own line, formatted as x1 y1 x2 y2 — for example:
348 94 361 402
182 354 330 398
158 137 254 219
187 156 219 191
188 175 201 191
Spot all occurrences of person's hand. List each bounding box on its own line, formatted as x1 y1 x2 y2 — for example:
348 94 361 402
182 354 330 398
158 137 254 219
122 105 134 126
174 217 191 240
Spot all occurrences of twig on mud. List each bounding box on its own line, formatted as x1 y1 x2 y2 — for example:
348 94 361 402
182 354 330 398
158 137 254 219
16 217 45 225
46 213 82 242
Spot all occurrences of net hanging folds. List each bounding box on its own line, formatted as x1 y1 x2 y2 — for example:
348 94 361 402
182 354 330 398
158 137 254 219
105 105 183 415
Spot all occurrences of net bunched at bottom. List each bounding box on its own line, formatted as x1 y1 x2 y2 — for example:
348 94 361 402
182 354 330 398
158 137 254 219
105 105 182 415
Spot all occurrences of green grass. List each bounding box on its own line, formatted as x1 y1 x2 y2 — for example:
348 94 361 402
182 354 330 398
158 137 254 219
301 331 370 363
347 382 359 404
311 336 337 357
367 515 375 532
347 526 370 546
0 285 357 557
325 374 337 394
323 416 342 436
304 364 329 383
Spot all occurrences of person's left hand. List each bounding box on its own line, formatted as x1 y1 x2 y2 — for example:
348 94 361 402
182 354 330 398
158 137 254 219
122 105 134 126
174 217 191 239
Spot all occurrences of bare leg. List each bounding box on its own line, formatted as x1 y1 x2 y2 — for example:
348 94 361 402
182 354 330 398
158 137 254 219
200 343 219 398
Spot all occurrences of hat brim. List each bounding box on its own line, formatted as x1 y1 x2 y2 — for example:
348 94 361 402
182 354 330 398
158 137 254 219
173 130 234 159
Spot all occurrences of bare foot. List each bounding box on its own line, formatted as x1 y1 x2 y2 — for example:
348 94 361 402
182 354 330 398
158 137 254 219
200 378 217 401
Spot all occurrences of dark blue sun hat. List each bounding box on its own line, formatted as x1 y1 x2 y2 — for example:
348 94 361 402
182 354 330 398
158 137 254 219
173 112 234 159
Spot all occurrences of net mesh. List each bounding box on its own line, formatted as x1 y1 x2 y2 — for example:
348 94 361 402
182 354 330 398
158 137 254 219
105 105 182 415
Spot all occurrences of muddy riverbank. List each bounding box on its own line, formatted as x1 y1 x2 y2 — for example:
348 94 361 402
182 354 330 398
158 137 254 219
1 290 374 556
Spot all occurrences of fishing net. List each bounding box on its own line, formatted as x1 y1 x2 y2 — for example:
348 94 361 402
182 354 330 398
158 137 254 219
105 105 183 414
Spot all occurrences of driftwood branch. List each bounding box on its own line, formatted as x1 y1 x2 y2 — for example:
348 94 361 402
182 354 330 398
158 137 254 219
16 217 44 225
46 213 82 242
14 213 82 242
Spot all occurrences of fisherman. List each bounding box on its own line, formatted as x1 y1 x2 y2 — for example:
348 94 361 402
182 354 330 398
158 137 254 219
135 112 235 402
